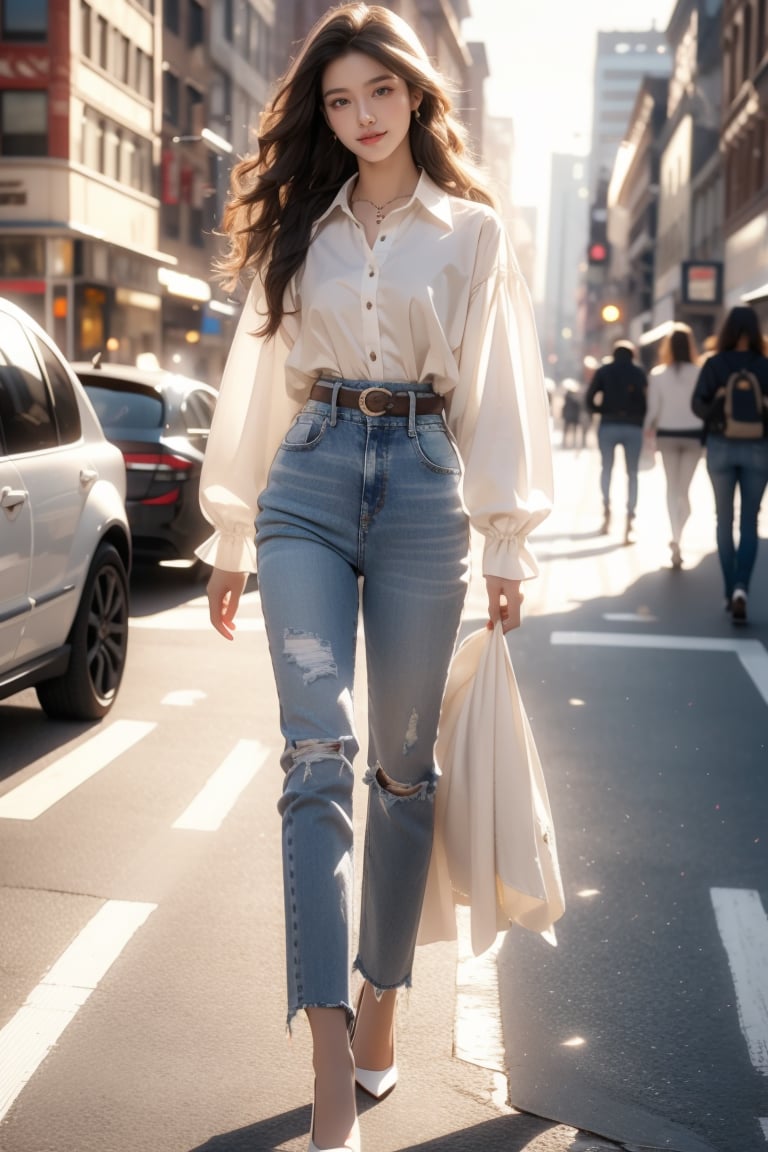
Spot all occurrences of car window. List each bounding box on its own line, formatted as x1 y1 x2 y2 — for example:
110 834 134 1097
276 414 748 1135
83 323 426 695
0 311 57 454
82 381 164 429
182 390 215 435
31 335 82 444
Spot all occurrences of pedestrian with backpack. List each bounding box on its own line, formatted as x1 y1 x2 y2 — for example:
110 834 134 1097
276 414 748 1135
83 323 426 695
692 305 768 623
586 338 648 542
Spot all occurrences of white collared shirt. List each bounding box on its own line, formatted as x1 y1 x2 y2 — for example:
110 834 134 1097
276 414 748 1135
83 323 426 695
196 171 553 579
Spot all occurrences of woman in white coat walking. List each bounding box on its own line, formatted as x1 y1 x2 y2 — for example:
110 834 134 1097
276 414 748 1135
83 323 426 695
644 323 704 568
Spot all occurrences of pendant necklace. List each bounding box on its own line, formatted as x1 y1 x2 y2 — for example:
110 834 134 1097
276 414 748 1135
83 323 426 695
351 192 411 224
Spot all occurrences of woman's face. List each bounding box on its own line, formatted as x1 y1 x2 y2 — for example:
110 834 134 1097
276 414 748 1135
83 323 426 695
321 50 421 166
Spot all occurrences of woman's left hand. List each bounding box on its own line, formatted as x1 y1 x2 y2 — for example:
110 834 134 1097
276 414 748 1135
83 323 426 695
485 576 524 632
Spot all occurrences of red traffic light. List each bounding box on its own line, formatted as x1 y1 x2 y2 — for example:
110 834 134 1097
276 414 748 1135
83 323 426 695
589 242 608 264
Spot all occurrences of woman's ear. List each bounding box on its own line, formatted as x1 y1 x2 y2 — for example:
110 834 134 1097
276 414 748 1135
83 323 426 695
410 87 423 114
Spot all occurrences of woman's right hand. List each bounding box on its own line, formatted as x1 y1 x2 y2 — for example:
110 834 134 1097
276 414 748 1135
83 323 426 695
206 567 249 640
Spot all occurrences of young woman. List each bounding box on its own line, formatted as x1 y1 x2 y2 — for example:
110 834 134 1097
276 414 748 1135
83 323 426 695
196 5 553 1149
692 305 768 623
644 323 704 568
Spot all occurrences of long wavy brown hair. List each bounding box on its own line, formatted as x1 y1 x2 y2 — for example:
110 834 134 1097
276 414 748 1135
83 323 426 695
217 2 495 337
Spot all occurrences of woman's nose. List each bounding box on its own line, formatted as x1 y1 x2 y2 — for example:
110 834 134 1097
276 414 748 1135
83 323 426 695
358 107 375 125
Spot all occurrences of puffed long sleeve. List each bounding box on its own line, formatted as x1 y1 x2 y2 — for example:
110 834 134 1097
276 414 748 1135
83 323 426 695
448 218 553 580
195 279 301 572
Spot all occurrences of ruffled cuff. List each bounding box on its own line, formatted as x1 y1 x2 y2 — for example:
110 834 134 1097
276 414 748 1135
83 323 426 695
481 533 539 581
194 528 258 573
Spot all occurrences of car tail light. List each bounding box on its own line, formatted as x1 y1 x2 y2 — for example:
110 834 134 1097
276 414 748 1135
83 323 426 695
122 452 193 473
142 488 181 505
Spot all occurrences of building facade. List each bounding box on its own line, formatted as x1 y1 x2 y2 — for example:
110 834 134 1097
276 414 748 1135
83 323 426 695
607 75 669 349
0 0 280 375
589 28 672 196
0 0 164 362
721 0 768 322
652 0 723 346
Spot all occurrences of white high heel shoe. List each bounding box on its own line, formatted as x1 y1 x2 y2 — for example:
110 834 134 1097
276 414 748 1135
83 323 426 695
351 984 398 1100
354 1059 398 1100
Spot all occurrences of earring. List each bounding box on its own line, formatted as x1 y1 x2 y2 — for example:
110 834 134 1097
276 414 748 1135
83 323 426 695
414 108 421 120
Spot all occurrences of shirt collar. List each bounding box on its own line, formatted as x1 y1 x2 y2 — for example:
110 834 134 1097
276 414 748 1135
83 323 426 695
312 169 454 232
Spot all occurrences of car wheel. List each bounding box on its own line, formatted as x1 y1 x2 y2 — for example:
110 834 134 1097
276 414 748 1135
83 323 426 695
36 543 130 721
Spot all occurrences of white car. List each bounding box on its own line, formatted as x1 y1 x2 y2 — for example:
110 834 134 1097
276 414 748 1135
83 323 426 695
0 298 131 720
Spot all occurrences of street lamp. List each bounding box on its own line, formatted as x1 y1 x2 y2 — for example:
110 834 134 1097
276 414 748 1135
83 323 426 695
601 303 621 324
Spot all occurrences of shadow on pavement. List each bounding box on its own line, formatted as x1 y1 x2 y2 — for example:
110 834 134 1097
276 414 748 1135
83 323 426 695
128 562 259 617
187 1103 577 1152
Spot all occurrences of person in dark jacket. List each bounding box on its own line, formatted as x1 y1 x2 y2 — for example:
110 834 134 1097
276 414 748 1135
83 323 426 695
586 339 648 542
692 305 768 624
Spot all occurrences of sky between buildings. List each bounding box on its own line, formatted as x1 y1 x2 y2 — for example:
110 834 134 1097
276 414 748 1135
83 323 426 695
463 0 676 205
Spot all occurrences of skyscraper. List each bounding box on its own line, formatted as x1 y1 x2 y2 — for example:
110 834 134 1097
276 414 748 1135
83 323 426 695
589 28 671 195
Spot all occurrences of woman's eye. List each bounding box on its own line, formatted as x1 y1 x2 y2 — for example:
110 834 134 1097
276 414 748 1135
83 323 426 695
329 97 349 109
373 86 393 97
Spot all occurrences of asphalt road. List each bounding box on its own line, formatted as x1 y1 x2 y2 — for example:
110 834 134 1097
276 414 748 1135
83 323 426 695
496 441 768 1152
0 439 766 1152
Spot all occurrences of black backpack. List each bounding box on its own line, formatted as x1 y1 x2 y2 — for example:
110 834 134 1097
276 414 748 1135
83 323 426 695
718 369 768 439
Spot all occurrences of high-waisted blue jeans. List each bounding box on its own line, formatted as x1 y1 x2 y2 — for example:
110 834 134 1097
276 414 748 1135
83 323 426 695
255 380 470 1027
705 435 768 597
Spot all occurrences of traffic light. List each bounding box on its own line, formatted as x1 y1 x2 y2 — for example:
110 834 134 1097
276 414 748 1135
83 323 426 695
600 303 621 323
589 242 608 265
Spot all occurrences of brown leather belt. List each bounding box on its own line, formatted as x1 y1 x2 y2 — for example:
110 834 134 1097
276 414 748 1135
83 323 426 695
310 381 443 417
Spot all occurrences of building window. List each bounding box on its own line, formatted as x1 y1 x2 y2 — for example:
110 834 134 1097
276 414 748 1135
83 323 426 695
161 202 181 241
80 0 91 56
189 206 205 247
185 84 203 134
743 4 753 81
163 71 180 124
136 47 153 100
222 0 233 42
0 91 48 156
164 0 180 34
210 68 231 127
115 32 130 84
2 0 47 40
96 14 108 69
188 0 204 46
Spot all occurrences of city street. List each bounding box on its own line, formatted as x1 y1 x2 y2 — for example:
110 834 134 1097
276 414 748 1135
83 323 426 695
0 440 766 1152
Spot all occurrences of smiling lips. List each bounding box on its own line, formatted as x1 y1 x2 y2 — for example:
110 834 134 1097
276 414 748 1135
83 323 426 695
358 131 386 144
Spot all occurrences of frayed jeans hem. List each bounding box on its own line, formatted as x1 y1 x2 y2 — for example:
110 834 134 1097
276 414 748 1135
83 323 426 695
353 955 413 995
286 999 354 1036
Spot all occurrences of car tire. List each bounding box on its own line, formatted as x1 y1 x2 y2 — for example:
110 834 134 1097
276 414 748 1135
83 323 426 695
36 543 130 721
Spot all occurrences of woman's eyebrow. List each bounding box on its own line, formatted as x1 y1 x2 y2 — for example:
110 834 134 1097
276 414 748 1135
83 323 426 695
323 73 397 98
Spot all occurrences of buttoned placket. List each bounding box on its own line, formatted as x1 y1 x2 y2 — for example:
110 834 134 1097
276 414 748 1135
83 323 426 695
352 213 402 372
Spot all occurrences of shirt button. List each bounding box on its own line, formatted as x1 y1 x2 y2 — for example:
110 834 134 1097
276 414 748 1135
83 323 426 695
380 235 386 242
369 351 377 361
368 269 375 277
366 301 373 310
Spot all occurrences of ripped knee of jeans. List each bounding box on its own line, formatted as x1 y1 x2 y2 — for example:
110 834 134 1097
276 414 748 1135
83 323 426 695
288 738 354 783
363 761 437 804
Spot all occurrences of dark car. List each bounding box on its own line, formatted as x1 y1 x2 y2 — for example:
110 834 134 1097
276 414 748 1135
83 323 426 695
72 361 217 567
0 299 131 720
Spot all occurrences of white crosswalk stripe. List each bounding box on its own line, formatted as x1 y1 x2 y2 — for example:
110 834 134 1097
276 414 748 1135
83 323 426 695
0 900 156 1123
0 720 156 821
172 739 271 831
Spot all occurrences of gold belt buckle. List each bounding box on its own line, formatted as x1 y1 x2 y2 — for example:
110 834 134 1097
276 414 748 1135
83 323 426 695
358 387 393 416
